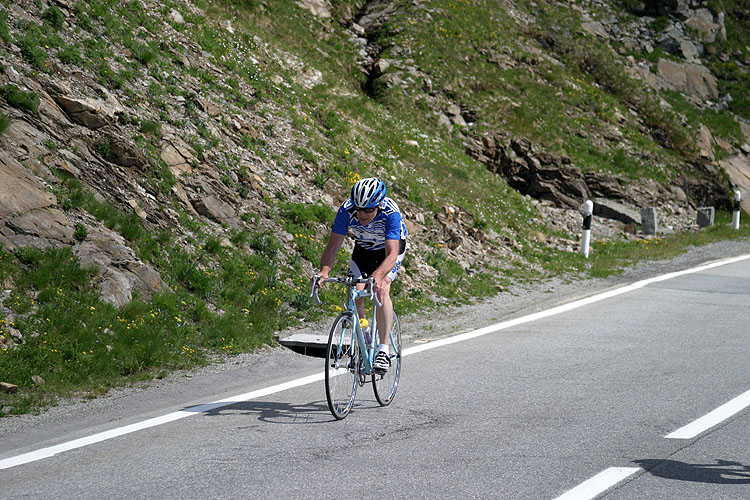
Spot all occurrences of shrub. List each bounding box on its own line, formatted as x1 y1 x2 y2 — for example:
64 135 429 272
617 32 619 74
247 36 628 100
42 6 65 30
313 172 327 189
97 62 124 89
649 16 669 33
139 119 162 136
15 32 48 71
57 45 83 66
72 2 93 31
94 140 112 161
249 232 281 259
204 236 223 254
293 145 317 166
0 85 39 113
133 43 157 66
280 202 335 225
172 258 213 296
73 223 88 241
0 11 10 44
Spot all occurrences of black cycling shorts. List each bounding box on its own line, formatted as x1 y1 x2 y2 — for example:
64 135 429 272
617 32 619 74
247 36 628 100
349 240 407 281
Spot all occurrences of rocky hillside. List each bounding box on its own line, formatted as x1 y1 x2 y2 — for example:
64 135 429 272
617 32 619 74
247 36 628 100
0 0 749 354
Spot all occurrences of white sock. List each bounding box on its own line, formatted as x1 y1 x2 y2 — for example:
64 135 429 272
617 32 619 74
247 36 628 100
378 344 388 353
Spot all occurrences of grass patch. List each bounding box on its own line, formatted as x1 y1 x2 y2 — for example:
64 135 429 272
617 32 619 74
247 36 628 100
139 119 162 137
1 85 40 113
0 10 11 44
0 225 304 416
586 211 750 276
0 112 11 135
51 174 157 258
15 27 49 71
0 249 208 414
279 202 336 262
42 6 65 30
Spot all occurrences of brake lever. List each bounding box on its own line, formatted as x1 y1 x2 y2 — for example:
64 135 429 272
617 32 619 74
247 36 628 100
369 277 382 308
310 275 323 305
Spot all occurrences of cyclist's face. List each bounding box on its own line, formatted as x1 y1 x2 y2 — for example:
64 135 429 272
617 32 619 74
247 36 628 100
356 205 379 224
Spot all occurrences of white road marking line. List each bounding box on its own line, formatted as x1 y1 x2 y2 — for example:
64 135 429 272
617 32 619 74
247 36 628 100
665 387 750 439
0 373 323 470
404 253 750 357
552 467 641 500
2 253 749 471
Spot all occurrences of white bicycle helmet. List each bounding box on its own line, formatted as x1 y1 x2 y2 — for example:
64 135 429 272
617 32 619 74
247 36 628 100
350 177 386 208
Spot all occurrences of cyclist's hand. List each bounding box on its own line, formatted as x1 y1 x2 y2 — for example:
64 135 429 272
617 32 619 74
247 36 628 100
371 274 385 295
312 272 328 289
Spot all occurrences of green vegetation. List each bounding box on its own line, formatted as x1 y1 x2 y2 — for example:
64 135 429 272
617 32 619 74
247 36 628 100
139 119 162 137
0 0 749 416
0 9 11 44
705 0 750 118
587 211 750 277
15 26 50 72
57 44 84 66
1 85 39 113
0 179 317 415
278 202 336 263
41 6 65 30
0 112 10 136
73 223 88 242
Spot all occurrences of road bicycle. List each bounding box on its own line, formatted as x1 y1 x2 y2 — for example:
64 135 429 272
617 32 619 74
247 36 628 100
311 274 402 420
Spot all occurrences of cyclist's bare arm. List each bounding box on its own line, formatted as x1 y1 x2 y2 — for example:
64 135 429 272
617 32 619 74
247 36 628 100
316 231 346 283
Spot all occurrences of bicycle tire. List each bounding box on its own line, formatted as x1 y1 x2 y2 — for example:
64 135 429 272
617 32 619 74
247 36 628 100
372 311 401 406
325 312 359 419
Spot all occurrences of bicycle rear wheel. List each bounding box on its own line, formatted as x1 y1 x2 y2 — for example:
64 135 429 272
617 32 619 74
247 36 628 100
373 311 401 406
325 312 359 419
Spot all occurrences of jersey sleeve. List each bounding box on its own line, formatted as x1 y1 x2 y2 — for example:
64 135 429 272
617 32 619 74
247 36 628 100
385 211 404 240
331 205 351 235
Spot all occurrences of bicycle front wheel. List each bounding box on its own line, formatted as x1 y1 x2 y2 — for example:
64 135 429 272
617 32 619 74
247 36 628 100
373 311 401 406
325 312 359 419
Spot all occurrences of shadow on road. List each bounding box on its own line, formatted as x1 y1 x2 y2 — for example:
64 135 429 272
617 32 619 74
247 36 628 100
180 398 381 424
634 459 750 484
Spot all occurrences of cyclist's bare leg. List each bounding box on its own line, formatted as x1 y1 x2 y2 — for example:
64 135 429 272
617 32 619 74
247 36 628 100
375 277 393 351
355 282 367 320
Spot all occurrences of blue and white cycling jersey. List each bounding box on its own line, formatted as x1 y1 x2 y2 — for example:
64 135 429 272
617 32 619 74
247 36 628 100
331 197 407 251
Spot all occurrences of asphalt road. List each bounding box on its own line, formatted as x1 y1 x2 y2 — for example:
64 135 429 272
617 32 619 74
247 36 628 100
2 245 750 499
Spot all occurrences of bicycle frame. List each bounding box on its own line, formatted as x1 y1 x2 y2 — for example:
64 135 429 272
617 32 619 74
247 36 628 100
314 275 382 377
313 273 402 419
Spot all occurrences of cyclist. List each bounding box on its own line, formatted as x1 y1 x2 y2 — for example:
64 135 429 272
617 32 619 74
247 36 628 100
314 177 407 373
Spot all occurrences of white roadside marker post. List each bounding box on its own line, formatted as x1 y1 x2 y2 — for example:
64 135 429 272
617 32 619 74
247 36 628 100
732 190 741 230
581 199 593 258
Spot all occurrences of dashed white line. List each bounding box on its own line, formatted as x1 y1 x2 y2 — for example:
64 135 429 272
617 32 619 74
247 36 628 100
552 467 641 500
1 253 749 471
665 387 750 439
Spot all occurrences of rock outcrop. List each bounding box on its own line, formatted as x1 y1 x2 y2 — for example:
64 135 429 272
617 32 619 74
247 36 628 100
466 133 691 213
655 58 719 101
0 152 73 250
721 153 750 213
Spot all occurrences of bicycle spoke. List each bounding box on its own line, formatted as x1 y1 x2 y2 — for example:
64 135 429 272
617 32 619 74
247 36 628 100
373 311 401 406
325 313 358 419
